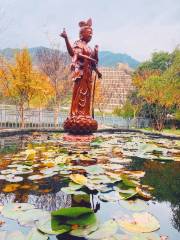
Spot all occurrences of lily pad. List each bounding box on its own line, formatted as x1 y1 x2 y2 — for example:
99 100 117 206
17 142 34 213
37 217 70 235
17 209 50 226
118 188 138 200
28 175 43 180
6 231 25 240
1 203 35 220
117 212 160 233
70 224 98 237
61 187 86 195
51 207 93 218
87 219 118 239
70 174 87 185
119 199 148 211
132 233 160 240
27 228 48 240
85 165 105 175
0 231 6 240
5 174 23 183
67 212 96 226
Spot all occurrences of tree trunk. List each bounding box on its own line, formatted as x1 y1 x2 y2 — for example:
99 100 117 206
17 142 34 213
19 102 25 128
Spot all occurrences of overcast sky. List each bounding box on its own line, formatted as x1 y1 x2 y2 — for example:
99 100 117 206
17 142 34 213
0 0 179 61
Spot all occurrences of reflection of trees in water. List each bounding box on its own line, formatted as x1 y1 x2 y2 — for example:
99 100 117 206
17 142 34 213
129 158 180 232
28 192 71 211
0 191 71 211
172 205 180 232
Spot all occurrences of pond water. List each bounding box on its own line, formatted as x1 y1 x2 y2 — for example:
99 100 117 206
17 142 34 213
0 131 179 240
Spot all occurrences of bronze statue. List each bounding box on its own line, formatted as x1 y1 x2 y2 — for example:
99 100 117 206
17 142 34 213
60 18 102 134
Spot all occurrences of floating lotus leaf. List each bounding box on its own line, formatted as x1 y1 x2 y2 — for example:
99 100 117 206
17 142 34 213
61 187 86 195
118 188 138 200
125 171 145 179
0 231 6 240
132 233 160 240
28 174 43 180
73 194 90 204
109 158 132 164
60 170 72 175
69 182 83 189
5 174 23 182
15 169 33 175
112 147 123 157
6 231 25 240
24 149 36 161
0 175 6 180
87 219 118 239
1 203 35 220
17 209 50 226
70 223 98 237
101 234 131 240
27 228 49 240
119 199 148 211
52 207 93 218
37 217 70 235
136 187 152 200
1 169 17 175
67 212 96 226
106 172 122 181
98 193 119 202
117 212 160 233
85 165 105 175
70 174 87 185
105 164 124 171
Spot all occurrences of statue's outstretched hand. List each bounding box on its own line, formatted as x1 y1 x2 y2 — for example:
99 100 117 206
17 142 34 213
60 28 67 39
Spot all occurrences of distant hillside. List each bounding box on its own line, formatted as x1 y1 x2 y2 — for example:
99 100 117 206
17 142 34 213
99 51 139 69
0 47 140 69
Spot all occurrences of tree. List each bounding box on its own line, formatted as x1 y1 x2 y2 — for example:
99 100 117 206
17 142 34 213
37 47 71 127
94 77 112 117
0 49 53 128
133 49 180 131
137 51 172 73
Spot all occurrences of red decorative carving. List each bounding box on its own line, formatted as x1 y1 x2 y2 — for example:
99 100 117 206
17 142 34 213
60 18 102 134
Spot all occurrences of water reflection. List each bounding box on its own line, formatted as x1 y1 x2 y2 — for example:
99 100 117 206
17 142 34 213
129 157 180 233
0 132 180 239
0 191 71 211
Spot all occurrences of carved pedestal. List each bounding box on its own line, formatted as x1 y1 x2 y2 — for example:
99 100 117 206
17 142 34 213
63 115 98 134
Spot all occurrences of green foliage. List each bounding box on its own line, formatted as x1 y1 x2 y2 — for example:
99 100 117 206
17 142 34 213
51 207 93 218
138 51 172 73
113 100 135 118
133 48 180 130
175 109 180 120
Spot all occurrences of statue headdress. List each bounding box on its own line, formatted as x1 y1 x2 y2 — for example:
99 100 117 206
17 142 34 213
79 18 92 29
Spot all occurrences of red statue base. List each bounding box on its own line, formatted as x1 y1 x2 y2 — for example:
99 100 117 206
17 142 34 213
64 115 98 134
63 133 96 142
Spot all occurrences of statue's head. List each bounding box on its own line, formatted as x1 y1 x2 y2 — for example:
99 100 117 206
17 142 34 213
79 18 93 43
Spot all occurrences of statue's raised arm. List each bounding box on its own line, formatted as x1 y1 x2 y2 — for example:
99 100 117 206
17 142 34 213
60 28 74 57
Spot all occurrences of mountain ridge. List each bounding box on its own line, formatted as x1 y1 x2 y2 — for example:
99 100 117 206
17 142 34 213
0 47 140 69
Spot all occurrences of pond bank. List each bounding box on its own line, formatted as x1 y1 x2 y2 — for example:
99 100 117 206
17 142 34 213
0 127 180 140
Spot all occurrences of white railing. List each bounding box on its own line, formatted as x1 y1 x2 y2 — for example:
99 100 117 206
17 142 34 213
0 105 149 129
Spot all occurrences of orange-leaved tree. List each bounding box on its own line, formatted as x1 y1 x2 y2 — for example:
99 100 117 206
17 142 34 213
0 48 53 128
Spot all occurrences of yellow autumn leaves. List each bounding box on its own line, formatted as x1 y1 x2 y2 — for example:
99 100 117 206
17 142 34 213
70 174 88 185
0 49 54 127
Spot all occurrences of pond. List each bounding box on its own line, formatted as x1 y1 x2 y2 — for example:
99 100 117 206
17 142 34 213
0 131 179 240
